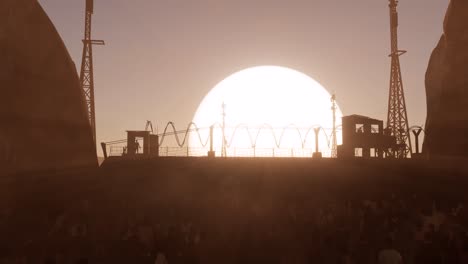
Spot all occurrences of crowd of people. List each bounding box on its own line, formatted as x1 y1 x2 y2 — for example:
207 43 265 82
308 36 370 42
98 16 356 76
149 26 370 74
4 193 467 263
2 163 468 263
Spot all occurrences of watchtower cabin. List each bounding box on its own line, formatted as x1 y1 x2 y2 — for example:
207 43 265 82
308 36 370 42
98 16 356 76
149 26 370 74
125 131 159 157
338 115 397 159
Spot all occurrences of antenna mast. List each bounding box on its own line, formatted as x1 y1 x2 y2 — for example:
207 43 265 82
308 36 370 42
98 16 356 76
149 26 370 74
221 102 227 157
386 0 412 158
331 93 338 158
80 0 105 144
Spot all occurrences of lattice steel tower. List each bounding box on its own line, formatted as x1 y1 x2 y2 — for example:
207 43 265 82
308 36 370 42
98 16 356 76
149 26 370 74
80 0 104 143
386 0 411 158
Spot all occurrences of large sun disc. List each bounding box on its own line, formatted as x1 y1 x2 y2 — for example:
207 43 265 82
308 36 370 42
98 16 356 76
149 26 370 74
190 66 343 157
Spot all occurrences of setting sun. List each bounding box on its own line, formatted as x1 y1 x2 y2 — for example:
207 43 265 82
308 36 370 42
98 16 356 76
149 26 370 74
190 66 343 157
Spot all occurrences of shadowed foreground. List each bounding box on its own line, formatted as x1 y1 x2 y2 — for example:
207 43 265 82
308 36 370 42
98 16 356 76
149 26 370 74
2 158 468 263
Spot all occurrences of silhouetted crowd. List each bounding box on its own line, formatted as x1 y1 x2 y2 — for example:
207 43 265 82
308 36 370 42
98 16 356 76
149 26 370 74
4 192 468 264
3 161 468 264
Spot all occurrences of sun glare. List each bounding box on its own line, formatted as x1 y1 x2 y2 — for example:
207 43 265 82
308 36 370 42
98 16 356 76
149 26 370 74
190 66 343 157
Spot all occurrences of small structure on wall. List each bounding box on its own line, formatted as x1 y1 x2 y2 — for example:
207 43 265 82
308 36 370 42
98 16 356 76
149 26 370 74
338 115 397 159
101 131 159 159
125 131 159 157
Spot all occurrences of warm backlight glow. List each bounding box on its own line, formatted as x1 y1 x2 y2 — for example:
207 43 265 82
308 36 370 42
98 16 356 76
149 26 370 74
190 66 343 157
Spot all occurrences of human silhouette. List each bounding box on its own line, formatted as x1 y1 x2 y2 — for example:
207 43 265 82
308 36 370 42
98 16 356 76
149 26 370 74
378 237 403 264
155 252 168 264
135 139 141 154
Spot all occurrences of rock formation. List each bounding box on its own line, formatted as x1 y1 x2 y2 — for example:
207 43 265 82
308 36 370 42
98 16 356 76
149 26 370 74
0 0 97 174
423 0 468 158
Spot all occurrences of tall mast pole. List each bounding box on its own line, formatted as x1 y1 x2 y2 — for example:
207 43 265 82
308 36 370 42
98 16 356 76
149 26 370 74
221 102 227 157
386 0 412 158
80 0 104 144
331 93 338 158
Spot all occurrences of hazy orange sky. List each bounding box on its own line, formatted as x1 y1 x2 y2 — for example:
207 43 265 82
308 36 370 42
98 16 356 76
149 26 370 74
39 0 448 145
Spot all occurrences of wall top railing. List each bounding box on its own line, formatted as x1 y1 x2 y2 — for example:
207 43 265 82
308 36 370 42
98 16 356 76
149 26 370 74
101 121 425 159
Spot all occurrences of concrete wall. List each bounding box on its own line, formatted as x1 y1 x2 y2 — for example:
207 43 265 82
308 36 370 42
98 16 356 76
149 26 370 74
0 0 97 174
424 0 468 158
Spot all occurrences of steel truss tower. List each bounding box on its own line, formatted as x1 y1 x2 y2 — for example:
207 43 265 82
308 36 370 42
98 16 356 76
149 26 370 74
386 0 411 158
80 0 104 143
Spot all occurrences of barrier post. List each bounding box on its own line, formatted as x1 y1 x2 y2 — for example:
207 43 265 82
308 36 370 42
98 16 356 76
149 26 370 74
101 143 108 159
208 126 215 158
412 128 423 155
313 128 323 159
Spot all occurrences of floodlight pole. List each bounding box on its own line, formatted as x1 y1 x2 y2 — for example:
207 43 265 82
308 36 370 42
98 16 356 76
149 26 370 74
331 93 338 158
80 0 105 144
221 102 227 157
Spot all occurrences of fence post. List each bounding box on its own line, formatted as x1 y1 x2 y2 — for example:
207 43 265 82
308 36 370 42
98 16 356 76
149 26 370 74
208 126 215 158
412 128 423 155
101 143 108 159
313 128 322 159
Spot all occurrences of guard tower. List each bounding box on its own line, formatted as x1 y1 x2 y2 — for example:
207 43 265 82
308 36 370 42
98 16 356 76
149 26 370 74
338 115 396 159
125 131 159 157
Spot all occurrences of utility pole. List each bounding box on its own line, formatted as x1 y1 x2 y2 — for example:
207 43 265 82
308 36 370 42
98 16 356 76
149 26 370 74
386 0 412 158
221 102 227 157
331 93 338 158
80 0 104 144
